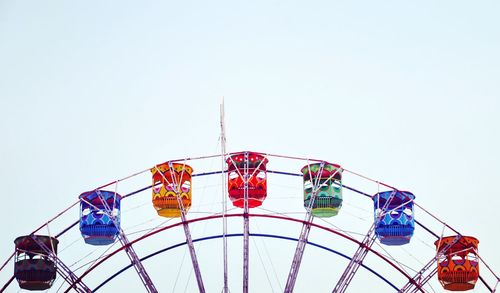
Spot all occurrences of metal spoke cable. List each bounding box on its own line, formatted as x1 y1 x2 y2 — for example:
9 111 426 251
172 244 189 293
124 217 171 234
251 236 275 293
72 242 120 273
58 237 86 255
253 219 283 292
256 206 367 237
179 178 221 292
416 235 438 251
68 247 108 271
157 162 205 292
315 217 367 237
400 244 428 267
123 209 177 234
122 201 152 213
336 207 371 222
71 250 114 273
372 242 419 274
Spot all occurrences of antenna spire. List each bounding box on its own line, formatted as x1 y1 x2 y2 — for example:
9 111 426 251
220 97 229 293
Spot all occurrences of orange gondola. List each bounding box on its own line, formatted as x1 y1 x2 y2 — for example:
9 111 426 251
151 163 193 218
435 236 479 291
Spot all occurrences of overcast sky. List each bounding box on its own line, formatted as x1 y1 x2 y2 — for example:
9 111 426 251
1 1 499 292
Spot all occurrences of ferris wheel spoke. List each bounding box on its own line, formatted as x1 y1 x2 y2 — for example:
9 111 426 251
332 190 398 293
399 234 463 292
29 235 92 293
91 190 159 293
160 162 206 293
285 162 339 292
226 151 270 293
81 190 158 293
116 231 158 293
331 224 377 293
243 152 250 293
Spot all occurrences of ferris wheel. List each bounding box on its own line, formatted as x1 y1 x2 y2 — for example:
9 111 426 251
0 148 498 293
1 101 499 293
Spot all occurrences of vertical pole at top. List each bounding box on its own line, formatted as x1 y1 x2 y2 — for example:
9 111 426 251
220 98 230 293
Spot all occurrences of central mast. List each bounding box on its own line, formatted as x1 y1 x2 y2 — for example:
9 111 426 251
220 98 230 293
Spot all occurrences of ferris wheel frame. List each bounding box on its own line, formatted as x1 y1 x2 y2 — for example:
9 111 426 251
1 151 498 293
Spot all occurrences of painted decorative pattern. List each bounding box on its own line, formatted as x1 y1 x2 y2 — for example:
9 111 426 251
151 163 193 217
373 191 415 246
302 162 342 218
14 236 58 290
226 152 268 208
435 236 479 291
79 190 122 245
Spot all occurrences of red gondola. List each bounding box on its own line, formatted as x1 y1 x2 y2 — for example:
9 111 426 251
226 152 268 208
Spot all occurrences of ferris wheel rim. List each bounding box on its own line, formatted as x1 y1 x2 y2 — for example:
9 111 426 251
63 213 418 292
93 232 400 292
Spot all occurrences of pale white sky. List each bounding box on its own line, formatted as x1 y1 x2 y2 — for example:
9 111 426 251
1 1 499 292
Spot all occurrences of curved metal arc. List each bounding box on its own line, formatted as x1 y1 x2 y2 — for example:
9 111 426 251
93 233 399 292
66 213 417 292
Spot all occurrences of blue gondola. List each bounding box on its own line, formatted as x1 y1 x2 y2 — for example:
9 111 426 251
79 190 121 245
373 190 415 246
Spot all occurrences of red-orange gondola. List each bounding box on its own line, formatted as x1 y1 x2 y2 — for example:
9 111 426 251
435 236 479 291
226 152 268 208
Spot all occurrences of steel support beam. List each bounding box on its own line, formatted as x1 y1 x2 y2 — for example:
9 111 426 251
95 191 158 293
30 235 92 293
332 190 397 293
399 234 462 293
